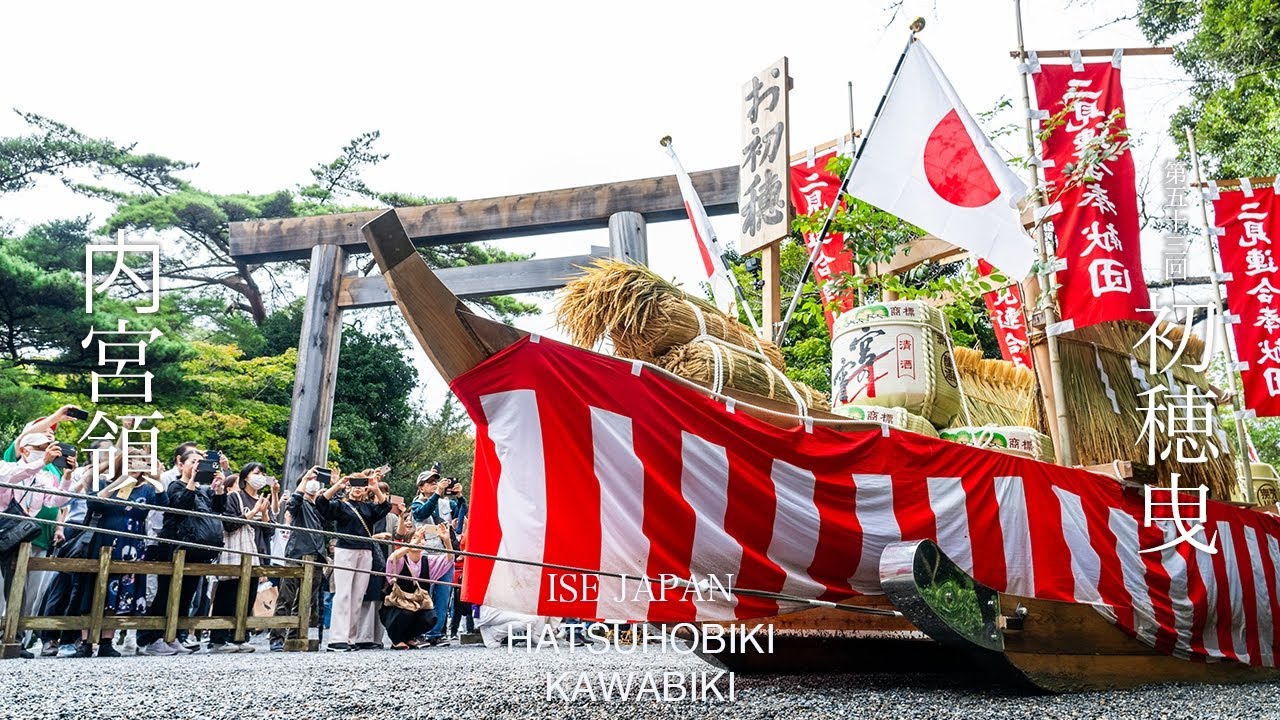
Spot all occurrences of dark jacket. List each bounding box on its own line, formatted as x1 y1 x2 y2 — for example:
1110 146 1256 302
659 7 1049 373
315 494 390 551
283 492 328 560
161 480 227 548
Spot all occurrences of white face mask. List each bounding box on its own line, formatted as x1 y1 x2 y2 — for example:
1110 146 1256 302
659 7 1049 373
248 474 269 490
303 480 322 495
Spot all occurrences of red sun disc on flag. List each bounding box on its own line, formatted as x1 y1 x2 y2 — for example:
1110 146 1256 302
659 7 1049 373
922 109 1000 208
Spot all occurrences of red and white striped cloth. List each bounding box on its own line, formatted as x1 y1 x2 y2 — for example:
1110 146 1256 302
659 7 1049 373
454 336 1280 667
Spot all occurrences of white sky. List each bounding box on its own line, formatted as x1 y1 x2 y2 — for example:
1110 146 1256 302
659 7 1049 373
0 0 1204 411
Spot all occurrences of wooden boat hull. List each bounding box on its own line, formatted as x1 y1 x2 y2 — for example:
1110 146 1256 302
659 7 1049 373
361 210 1280 694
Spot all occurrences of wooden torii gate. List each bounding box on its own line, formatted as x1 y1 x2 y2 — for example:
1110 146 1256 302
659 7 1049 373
227 166 736 486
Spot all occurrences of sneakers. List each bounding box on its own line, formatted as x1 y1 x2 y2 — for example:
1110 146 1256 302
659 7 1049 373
269 639 285 652
354 641 381 651
325 642 351 652
234 643 255 653
97 643 121 658
208 643 239 654
57 643 82 658
167 641 192 655
39 642 59 657
140 639 179 656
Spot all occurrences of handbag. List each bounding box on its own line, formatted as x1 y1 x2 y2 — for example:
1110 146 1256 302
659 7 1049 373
0 497 42 555
55 513 102 559
384 577 434 613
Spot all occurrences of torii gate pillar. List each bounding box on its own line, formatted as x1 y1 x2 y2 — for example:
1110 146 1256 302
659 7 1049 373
282 243 347 490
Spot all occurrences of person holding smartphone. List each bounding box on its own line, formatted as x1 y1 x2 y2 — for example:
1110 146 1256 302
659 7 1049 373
316 473 389 651
269 465 329 652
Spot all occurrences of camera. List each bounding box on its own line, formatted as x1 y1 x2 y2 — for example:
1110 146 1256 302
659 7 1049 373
64 407 89 421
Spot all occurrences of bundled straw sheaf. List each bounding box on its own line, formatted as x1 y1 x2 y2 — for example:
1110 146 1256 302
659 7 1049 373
558 259 785 369
1033 320 1236 500
656 342 830 412
950 347 1037 427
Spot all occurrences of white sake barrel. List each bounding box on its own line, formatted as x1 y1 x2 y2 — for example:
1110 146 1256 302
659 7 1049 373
939 426 1056 463
830 301 961 428
832 404 939 438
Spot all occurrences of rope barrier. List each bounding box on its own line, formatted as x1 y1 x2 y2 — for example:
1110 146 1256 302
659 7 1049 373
0 480 902 618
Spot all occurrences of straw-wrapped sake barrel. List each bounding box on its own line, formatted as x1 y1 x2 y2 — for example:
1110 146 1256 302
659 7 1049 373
830 301 961 428
1250 462 1280 507
832 404 939 438
940 426 1056 463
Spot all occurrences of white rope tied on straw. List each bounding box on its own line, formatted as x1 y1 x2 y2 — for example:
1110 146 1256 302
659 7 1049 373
689 333 809 417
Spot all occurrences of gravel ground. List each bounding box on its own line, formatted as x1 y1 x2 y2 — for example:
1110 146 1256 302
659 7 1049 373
3 636 1280 720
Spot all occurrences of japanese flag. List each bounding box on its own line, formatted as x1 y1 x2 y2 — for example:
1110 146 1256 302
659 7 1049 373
846 40 1036 280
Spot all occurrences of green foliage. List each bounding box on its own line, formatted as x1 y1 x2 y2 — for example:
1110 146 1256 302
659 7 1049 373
385 395 477 499
259 300 420 479
1138 0 1280 176
0 111 191 204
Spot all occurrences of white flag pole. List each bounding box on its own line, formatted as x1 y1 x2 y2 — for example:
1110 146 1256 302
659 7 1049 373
1187 125 1255 501
1013 0 1075 466
661 137 764 336
774 21 924 342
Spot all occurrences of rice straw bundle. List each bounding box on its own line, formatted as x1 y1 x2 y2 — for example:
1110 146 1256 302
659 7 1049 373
656 342 830 412
558 259 784 368
950 347 1037 427
1033 320 1236 499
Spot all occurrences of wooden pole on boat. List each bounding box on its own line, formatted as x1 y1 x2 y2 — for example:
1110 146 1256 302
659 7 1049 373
1013 0 1075 466
1186 126 1256 502
282 243 347 491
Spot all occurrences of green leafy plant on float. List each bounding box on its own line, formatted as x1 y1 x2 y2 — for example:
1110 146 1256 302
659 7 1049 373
789 153 1005 352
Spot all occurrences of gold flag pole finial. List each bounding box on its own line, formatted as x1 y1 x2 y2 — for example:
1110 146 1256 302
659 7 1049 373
659 135 673 148
910 17 926 33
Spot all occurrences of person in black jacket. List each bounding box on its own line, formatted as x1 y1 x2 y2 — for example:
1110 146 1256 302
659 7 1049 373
137 450 226 656
316 473 389 651
269 465 330 651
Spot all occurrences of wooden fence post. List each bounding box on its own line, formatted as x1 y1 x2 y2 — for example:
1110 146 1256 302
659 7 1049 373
608 211 648 266
286 555 315 652
282 242 347 492
164 549 186 643
234 554 253 643
2 543 31 658
88 546 112 644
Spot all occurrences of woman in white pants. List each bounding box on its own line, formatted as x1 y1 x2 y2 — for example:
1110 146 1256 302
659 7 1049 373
315 473 390 651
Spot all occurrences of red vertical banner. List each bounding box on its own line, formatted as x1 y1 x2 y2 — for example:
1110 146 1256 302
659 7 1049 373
1032 60 1151 332
790 147 856 333
1215 186 1280 416
978 259 1033 369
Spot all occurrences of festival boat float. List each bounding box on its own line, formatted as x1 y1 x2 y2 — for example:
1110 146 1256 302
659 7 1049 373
362 210 1280 693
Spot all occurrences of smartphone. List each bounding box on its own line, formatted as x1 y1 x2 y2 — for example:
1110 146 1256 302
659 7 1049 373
51 442 77 471
375 465 391 475
195 459 217 484
348 477 369 488
206 450 223 466
315 468 333 484
65 407 89 421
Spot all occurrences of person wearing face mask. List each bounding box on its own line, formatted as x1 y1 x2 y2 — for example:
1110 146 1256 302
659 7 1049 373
208 463 278 653
137 448 227 656
316 473 389 651
75 450 169 657
269 466 330 652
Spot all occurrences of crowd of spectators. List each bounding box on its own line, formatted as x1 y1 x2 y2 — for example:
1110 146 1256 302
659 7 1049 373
0 405 471 658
